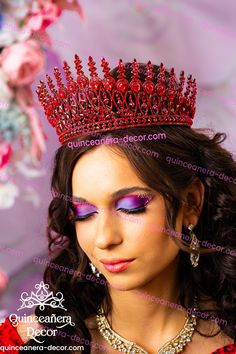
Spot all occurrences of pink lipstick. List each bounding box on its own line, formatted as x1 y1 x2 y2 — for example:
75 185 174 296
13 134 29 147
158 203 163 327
100 259 134 273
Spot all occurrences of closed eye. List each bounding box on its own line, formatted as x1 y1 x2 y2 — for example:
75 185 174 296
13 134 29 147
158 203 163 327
117 206 146 214
72 212 97 221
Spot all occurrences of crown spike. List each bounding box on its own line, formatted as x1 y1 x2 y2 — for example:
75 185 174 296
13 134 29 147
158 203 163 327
116 59 129 92
168 68 176 101
130 59 142 93
156 63 166 96
101 57 116 91
54 67 68 98
88 56 98 77
54 67 64 88
63 60 77 93
88 56 101 90
146 60 153 80
131 59 140 80
178 70 185 95
74 54 89 89
101 57 111 78
46 74 57 95
63 61 73 81
117 59 126 80
74 54 84 76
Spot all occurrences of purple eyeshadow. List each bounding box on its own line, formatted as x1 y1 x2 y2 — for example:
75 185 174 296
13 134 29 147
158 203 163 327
72 202 97 217
116 194 152 209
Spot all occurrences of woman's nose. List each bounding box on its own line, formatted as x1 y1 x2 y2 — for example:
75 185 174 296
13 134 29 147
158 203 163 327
94 207 123 249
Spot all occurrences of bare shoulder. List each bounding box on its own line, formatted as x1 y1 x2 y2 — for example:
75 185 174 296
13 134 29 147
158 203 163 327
187 320 234 354
16 314 41 343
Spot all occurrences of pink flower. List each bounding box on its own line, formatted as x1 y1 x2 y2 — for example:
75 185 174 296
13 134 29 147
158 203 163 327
0 271 8 292
27 2 62 32
0 143 12 169
0 40 45 86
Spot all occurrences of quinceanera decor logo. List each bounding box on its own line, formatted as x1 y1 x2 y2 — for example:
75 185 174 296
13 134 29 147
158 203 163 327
8 281 75 344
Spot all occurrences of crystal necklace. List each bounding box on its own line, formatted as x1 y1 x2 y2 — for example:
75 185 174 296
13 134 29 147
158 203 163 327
96 305 197 354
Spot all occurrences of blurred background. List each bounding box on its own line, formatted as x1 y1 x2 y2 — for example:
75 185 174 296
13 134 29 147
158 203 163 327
0 0 236 316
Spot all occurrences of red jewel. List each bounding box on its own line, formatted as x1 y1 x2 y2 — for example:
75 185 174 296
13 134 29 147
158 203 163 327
46 105 53 116
141 103 147 109
77 75 89 88
157 84 166 96
186 98 191 106
143 81 154 94
67 81 77 93
179 96 185 104
103 77 115 90
169 90 176 101
59 87 68 98
52 99 58 108
116 79 129 92
130 79 142 93
90 77 102 90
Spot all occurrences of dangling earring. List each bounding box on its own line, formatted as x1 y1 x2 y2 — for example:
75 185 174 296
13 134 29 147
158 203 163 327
89 262 101 277
188 224 200 268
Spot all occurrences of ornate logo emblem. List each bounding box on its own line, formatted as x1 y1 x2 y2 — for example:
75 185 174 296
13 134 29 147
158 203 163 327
17 281 66 311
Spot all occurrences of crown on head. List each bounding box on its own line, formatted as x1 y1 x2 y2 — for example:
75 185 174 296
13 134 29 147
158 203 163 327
36 55 197 144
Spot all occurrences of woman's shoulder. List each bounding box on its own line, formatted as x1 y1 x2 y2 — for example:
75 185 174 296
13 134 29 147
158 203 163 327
210 343 236 353
0 317 24 349
0 314 41 346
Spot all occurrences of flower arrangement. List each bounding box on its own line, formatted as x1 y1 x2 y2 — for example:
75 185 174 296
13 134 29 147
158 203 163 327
0 0 83 208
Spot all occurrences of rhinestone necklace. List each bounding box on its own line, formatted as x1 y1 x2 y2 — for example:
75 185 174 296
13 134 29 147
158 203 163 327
96 305 197 354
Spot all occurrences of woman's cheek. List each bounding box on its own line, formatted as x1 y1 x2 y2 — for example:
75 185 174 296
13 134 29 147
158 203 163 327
75 224 93 252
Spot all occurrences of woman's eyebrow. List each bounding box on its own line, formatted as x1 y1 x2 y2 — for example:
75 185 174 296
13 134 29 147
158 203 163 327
111 187 152 199
71 196 89 203
72 187 152 204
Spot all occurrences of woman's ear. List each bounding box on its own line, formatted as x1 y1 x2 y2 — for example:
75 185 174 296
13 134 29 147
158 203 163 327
181 178 205 228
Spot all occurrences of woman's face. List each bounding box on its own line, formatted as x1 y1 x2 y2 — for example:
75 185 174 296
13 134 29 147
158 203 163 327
72 145 183 291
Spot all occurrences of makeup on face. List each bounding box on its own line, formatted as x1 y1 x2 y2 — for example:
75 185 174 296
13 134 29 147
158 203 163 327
71 192 153 221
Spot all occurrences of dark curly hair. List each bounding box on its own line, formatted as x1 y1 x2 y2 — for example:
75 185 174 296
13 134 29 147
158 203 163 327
20 64 236 353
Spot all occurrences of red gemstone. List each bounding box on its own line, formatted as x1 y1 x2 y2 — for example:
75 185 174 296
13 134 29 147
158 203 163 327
67 81 77 93
157 84 166 96
143 81 154 94
77 75 89 88
103 77 115 90
130 79 142 93
186 98 191 106
116 79 129 92
52 99 58 108
141 103 147 109
59 87 68 98
46 104 53 116
90 77 102 90
169 91 176 101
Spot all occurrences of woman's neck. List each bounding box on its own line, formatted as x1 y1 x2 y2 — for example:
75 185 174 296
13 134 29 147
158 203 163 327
104 260 187 352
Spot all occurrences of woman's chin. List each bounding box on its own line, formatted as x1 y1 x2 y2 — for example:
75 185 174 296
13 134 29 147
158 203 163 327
107 278 146 292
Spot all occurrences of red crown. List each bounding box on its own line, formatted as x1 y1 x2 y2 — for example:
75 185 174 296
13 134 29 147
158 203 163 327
36 55 197 144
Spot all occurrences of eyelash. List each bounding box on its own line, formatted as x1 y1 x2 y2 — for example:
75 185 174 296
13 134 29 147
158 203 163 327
72 206 146 221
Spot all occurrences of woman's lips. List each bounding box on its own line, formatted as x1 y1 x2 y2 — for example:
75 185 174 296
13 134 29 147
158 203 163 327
100 259 135 273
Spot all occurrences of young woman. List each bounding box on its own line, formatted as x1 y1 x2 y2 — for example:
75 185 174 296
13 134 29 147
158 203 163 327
0 57 236 354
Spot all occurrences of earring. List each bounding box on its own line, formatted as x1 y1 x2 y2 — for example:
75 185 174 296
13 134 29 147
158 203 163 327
89 262 101 277
188 224 200 268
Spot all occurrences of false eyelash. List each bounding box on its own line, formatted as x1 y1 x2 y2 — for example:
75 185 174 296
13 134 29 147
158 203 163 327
117 206 146 214
73 212 97 222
